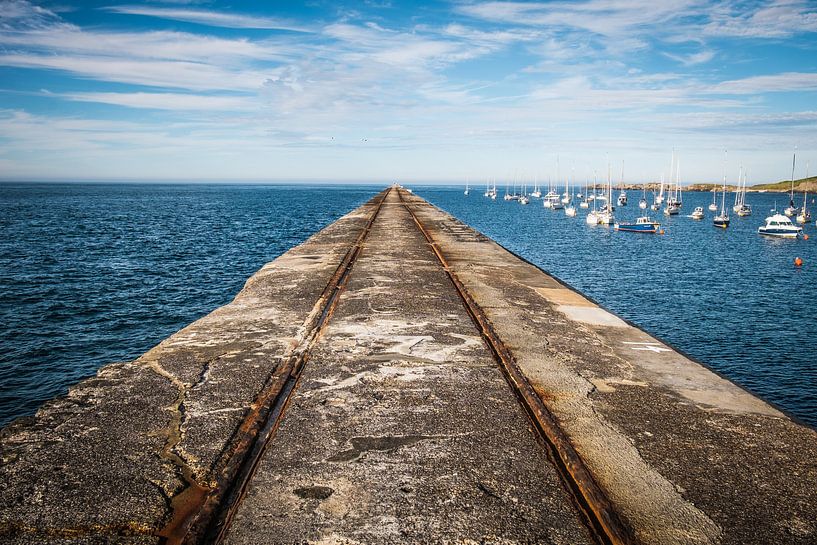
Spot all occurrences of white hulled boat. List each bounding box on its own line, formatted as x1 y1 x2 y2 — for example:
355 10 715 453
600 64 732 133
758 214 802 237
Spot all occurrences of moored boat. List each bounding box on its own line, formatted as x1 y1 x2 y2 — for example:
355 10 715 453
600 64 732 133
614 216 659 233
758 213 803 238
691 206 704 220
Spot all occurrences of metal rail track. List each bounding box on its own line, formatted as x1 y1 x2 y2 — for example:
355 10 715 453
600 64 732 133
397 188 635 545
157 188 390 545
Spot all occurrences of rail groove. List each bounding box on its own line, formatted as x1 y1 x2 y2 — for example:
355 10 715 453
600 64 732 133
157 188 389 545
397 189 635 545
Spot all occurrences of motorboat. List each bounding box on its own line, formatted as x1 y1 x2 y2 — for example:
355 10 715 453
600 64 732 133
565 204 576 217
618 191 628 206
736 204 752 217
614 216 659 233
519 195 529 205
664 203 680 215
758 213 803 238
585 210 599 225
691 206 704 220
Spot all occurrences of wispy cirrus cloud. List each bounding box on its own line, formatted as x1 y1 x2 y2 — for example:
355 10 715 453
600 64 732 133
103 5 313 32
704 0 817 38
711 72 817 94
457 0 708 52
59 91 258 111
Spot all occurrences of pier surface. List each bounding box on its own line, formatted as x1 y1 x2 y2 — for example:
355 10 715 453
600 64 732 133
2 186 816 544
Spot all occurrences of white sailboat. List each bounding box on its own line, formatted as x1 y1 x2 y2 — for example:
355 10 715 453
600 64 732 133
586 171 600 224
655 173 665 205
784 148 800 217
560 160 571 204
736 168 752 216
713 177 730 229
708 186 718 211
664 152 680 216
796 161 811 223
580 177 590 208
531 175 542 198
565 174 576 216
597 160 615 225
464 178 470 196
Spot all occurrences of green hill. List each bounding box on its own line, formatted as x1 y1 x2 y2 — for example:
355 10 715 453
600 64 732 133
750 176 817 192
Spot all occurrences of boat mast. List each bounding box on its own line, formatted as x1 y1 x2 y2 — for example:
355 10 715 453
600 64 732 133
790 146 797 208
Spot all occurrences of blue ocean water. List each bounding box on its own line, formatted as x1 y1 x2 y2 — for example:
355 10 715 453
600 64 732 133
0 183 378 428
415 186 817 428
1 183 815 429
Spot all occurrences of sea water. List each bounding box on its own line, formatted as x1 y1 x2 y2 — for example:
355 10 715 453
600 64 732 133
1 183 815 428
0 183 378 427
416 186 817 428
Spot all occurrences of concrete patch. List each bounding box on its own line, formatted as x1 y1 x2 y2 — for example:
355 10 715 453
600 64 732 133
557 305 628 327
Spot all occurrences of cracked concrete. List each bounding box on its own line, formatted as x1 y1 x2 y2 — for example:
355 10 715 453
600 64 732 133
3 186 816 544
402 188 817 545
0 192 384 544
223 189 595 545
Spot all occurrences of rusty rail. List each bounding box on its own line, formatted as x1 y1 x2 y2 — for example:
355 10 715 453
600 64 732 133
157 188 390 545
397 188 635 545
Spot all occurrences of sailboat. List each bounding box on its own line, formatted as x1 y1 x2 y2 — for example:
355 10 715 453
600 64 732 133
519 180 530 205
713 179 730 228
586 171 600 224
617 162 627 206
708 186 718 211
651 176 662 211
664 152 680 216
736 168 752 216
565 173 576 216
597 160 615 225
784 148 800 217
639 183 647 209
732 166 741 212
580 177 590 208
561 161 571 204
531 175 542 198
464 178 470 196
796 161 811 223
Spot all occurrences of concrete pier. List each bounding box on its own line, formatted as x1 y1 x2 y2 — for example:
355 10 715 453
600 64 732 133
1 186 816 544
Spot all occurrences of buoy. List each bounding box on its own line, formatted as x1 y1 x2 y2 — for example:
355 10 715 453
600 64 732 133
659 229 665 235
804 234 809 240
794 257 803 267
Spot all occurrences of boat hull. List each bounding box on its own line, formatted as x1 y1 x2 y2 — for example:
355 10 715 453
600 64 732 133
614 224 657 233
758 228 801 238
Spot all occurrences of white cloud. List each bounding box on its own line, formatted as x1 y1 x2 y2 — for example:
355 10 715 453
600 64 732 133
60 91 258 111
0 53 272 91
103 5 313 32
711 72 817 94
704 0 817 38
663 49 715 66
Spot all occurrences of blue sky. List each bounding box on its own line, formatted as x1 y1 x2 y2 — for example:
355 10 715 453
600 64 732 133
1 0 816 183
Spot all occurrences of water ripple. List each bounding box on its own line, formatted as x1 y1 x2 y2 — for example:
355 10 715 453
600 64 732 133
0 183 377 428
417 186 817 428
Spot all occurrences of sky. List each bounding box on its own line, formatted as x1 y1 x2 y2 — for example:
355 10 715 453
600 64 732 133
1 0 816 184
